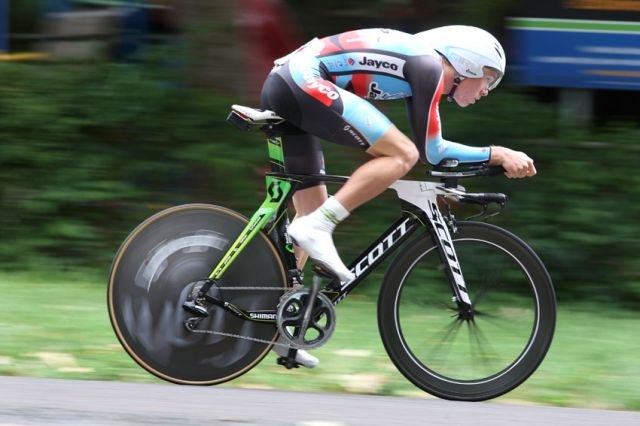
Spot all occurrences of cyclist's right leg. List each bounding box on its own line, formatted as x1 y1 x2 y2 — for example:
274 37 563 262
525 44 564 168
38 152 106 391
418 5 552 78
334 126 418 212
287 126 418 284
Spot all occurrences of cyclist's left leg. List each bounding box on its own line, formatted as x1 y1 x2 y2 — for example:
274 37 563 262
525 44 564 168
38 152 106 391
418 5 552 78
261 90 325 368
280 133 329 270
291 185 327 269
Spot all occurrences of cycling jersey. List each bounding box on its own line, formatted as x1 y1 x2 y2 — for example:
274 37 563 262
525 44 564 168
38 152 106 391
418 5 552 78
260 28 490 176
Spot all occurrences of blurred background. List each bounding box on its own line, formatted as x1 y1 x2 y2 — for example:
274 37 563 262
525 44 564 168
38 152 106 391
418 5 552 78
0 0 639 410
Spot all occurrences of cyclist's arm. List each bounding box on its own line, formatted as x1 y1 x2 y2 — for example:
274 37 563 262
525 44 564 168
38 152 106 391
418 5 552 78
404 55 491 166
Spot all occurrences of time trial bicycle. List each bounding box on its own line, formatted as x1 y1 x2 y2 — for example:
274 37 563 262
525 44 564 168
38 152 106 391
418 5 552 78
107 104 556 401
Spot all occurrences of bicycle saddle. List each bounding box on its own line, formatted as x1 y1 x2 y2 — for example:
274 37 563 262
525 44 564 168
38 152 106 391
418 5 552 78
230 105 285 126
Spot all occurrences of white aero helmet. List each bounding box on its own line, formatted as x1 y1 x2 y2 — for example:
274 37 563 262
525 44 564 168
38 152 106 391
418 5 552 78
415 25 506 90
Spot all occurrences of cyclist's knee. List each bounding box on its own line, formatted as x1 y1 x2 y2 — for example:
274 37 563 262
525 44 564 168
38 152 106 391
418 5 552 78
368 131 419 174
397 141 420 171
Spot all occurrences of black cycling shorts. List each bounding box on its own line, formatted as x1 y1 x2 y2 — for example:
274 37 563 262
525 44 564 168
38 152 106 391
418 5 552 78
260 56 392 189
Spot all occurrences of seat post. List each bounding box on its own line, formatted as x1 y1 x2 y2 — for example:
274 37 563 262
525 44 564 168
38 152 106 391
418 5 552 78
265 131 287 174
261 128 301 277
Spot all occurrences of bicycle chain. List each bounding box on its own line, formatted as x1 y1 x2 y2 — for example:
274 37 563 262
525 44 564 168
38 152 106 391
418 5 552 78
206 286 288 291
185 283 304 349
187 328 294 348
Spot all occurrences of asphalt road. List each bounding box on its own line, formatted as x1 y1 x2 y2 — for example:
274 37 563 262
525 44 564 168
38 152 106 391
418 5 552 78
0 376 638 426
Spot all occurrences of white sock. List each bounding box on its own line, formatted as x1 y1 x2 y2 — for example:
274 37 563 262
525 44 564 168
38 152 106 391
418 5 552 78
289 196 354 283
307 197 350 232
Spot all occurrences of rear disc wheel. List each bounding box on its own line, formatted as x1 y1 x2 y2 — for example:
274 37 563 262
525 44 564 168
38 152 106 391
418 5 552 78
108 204 288 384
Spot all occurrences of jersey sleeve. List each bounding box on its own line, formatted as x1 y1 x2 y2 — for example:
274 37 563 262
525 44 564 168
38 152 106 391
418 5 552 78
404 55 491 166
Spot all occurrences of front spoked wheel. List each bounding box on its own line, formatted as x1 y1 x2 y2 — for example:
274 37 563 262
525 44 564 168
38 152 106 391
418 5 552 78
378 221 556 401
108 204 288 385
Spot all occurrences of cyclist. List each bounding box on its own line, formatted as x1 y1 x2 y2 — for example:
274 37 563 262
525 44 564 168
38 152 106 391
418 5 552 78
261 25 536 367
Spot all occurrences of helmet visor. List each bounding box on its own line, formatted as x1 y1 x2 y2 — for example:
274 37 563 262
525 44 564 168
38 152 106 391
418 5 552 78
485 67 503 91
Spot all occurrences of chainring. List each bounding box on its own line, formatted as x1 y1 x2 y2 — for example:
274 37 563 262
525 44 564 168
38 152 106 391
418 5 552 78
276 289 336 349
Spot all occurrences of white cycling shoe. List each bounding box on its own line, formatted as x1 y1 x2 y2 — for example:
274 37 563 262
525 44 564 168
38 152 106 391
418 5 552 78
273 344 319 368
288 215 355 284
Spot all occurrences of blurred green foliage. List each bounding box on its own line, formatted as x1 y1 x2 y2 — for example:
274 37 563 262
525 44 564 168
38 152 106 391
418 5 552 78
0 62 267 270
284 0 517 35
0 62 638 307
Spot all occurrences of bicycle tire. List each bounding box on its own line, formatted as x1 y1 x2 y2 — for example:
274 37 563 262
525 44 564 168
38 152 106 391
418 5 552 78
108 203 288 385
378 221 555 401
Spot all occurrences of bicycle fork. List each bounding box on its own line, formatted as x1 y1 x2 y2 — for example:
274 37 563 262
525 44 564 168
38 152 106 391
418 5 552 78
425 198 474 317
390 180 474 317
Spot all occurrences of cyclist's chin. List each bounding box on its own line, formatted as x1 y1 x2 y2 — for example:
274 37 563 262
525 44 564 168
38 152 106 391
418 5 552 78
452 95 472 108
461 99 477 108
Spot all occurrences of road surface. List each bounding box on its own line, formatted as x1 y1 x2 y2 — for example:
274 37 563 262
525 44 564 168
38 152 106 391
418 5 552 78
0 376 638 425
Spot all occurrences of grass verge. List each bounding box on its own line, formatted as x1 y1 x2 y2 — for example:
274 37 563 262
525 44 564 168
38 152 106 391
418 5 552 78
0 271 638 410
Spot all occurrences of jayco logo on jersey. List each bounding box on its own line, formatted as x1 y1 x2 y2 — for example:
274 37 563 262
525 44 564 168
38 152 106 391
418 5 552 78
306 79 339 100
359 56 399 70
302 71 339 104
354 54 405 77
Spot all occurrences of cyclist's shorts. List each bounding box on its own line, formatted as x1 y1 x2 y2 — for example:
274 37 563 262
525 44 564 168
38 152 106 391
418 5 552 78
260 53 393 188
262 54 393 148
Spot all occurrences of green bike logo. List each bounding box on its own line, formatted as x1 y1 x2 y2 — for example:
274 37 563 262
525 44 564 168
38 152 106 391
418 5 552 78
268 181 284 202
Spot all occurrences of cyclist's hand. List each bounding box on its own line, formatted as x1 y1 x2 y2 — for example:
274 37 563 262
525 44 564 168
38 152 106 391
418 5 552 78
489 146 537 178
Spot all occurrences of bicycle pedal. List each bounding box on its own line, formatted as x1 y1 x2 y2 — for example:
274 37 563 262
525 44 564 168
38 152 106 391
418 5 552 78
276 356 300 369
182 300 209 317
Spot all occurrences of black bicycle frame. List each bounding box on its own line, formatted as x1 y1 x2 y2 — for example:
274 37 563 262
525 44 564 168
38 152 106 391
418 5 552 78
267 170 429 290
205 170 428 325
205 127 471 324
